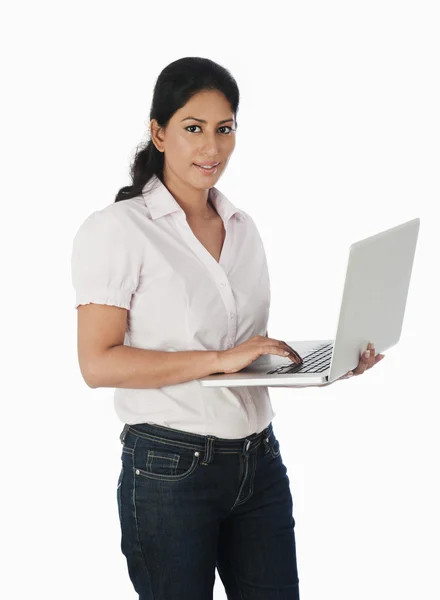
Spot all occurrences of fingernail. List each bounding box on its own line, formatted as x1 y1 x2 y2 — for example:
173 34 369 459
347 371 353 377
365 350 370 357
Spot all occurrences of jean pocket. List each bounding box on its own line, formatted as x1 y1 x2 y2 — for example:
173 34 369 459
133 437 201 482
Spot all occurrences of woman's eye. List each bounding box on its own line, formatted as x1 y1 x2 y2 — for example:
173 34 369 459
185 125 235 134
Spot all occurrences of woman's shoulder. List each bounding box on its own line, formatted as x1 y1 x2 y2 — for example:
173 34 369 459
75 196 148 239
101 195 148 226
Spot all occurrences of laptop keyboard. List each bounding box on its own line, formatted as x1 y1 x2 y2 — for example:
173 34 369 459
266 343 333 374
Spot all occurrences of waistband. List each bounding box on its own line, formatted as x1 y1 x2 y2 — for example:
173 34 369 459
119 420 274 456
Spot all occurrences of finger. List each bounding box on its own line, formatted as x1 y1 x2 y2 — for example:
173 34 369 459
344 344 384 378
281 341 303 363
367 342 376 368
356 349 371 374
369 344 385 368
289 347 303 362
341 371 354 379
289 351 303 364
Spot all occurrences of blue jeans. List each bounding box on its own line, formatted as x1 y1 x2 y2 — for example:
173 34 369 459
117 420 300 599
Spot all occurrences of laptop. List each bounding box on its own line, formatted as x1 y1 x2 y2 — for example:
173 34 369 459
199 217 420 388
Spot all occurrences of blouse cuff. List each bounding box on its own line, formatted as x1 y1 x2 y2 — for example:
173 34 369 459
74 287 133 310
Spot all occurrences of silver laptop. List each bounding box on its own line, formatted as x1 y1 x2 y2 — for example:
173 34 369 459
199 217 420 388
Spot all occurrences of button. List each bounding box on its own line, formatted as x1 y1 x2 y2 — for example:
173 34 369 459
246 440 251 451
220 282 226 287
230 313 234 319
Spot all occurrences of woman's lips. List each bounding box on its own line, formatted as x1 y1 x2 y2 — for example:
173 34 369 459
193 163 219 175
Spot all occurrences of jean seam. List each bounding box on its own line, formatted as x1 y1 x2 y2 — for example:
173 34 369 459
117 465 124 524
237 451 258 506
229 452 252 512
268 435 281 458
132 436 154 595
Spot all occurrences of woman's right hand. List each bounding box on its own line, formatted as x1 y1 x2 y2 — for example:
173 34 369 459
216 335 303 374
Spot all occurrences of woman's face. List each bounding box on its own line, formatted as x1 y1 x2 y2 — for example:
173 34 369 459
150 89 236 189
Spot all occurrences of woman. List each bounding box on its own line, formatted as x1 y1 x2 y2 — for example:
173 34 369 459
71 57 384 600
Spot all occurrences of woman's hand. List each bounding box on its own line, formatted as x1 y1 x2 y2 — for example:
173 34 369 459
216 335 302 375
324 342 385 386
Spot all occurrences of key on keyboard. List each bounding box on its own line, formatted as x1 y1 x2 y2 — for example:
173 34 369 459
266 343 333 374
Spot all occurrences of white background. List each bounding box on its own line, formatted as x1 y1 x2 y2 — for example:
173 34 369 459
2 0 439 598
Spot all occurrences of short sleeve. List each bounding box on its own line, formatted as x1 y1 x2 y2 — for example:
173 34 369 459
71 209 142 310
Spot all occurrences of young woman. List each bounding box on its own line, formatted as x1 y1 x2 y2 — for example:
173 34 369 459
71 56 384 600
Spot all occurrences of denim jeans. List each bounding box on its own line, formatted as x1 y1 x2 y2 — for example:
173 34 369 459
117 420 300 599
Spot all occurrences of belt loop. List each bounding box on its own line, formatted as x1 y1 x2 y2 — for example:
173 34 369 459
200 435 216 466
120 424 130 444
262 426 271 453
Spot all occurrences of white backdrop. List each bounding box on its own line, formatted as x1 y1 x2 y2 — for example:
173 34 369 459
2 0 439 598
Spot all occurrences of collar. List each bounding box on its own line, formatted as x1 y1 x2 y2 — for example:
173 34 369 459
141 174 246 223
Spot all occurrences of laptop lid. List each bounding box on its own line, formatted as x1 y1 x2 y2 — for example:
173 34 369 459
327 217 420 382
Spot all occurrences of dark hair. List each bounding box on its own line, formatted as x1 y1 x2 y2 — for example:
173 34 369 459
114 57 240 203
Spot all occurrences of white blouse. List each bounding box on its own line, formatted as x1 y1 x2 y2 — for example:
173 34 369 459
71 174 276 439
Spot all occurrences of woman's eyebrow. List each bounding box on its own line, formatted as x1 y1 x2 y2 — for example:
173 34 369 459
180 117 234 124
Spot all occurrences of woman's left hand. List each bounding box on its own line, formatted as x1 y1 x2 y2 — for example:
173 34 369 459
332 342 385 383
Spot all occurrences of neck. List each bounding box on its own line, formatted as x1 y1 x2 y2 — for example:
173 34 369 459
162 169 216 219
